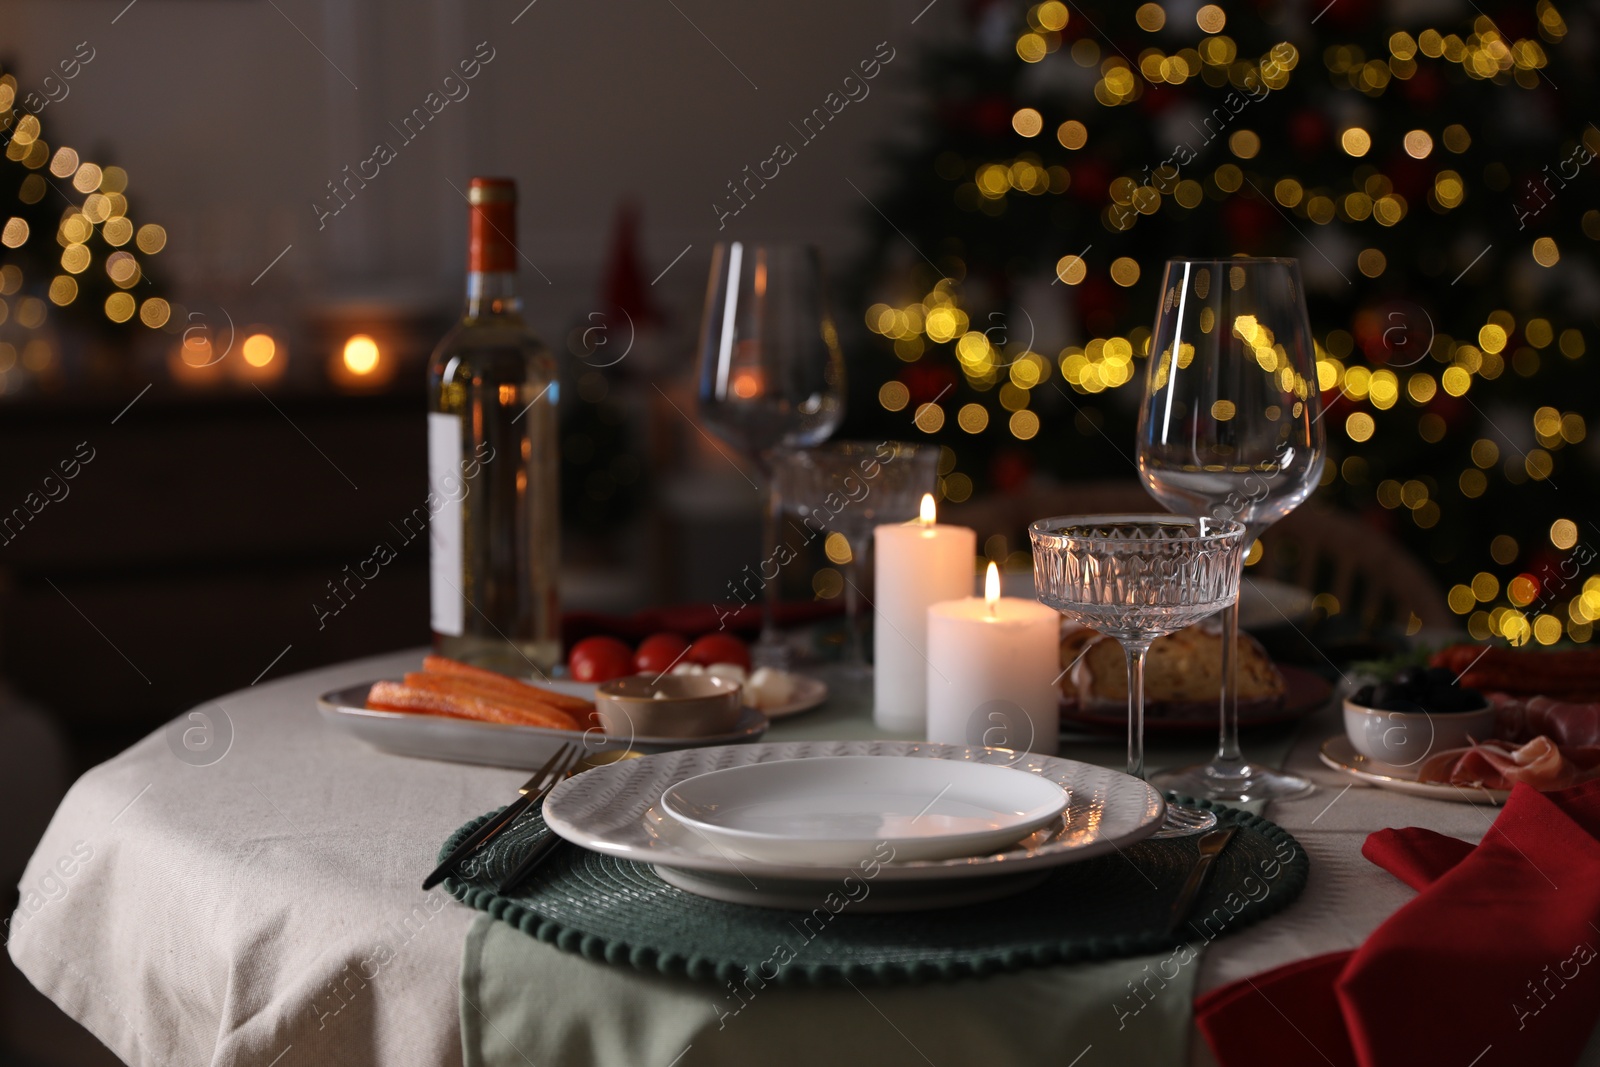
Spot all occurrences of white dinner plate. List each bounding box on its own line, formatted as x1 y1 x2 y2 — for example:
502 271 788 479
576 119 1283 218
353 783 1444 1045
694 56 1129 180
541 741 1165 910
661 755 1071 864
1319 735 1509 805
316 681 768 770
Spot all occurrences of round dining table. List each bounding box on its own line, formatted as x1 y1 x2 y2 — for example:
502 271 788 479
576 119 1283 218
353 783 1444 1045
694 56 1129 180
5 648 1516 1066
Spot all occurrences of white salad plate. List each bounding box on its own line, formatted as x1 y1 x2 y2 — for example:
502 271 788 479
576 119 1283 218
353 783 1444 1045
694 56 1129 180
317 681 768 769
660 755 1071 865
1319 735 1509 805
542 741 1165 911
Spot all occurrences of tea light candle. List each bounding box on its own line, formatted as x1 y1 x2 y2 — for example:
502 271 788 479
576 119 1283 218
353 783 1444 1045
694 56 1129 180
925 563 1060 753
873 494 976 731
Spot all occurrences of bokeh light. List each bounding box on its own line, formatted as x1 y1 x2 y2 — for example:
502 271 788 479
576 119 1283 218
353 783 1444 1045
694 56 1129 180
342 334 380 375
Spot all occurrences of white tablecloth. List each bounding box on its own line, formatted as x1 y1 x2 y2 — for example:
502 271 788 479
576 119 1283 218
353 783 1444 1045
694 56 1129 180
4 649 1530 1066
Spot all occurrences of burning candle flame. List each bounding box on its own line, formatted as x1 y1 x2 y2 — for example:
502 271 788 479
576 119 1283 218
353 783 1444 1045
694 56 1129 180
985 561 1000 617
919 493 937 526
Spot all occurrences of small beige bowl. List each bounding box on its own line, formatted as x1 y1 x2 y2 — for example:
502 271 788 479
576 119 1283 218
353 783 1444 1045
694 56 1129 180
1342 696 1496 768
595 674 744 739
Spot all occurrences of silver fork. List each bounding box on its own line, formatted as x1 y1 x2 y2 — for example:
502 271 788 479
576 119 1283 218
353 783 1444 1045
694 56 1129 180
422 743 581 890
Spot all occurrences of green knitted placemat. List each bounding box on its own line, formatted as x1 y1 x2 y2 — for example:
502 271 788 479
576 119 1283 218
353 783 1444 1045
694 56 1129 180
439 798 1308 986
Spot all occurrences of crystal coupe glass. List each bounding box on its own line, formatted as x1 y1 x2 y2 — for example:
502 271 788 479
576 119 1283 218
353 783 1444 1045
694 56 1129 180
1030 515 1248 837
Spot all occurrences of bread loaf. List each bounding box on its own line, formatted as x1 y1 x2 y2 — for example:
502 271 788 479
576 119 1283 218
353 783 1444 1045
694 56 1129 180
1059 623 1286 720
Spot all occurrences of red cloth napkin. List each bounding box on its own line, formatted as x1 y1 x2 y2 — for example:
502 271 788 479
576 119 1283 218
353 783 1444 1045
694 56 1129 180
1194 952 1358 1067
1360 826 1474 891
1196 779 1600 1067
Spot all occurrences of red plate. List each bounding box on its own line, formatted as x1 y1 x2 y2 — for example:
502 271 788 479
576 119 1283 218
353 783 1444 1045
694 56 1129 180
1059 664 1334 735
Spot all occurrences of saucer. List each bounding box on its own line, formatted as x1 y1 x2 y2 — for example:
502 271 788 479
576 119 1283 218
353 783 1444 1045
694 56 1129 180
1318 735 1509 805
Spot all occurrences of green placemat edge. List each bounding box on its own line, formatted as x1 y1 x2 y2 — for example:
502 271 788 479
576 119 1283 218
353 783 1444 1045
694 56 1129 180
439 796 1308 987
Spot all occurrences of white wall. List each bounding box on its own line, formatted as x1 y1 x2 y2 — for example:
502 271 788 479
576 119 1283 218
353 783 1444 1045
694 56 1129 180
0 0 950 333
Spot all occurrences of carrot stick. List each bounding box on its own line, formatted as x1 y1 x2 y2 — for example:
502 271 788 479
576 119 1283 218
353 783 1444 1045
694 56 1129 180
402 672 580 730
421 655 596 713
366 681 577 730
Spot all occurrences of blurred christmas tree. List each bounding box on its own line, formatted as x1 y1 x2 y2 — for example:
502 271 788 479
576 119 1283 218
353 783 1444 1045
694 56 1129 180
0 58 171 390
847 0 1597 646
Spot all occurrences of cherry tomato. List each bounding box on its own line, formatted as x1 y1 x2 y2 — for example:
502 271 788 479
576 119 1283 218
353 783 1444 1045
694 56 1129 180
568 636 634 683
686 633 751 671
634 632 691 674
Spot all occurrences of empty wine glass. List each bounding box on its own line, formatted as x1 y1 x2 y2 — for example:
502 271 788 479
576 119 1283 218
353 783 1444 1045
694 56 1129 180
1030 515 1247 837
695 243 845 667
775 441 938 673
1136 257 1326 802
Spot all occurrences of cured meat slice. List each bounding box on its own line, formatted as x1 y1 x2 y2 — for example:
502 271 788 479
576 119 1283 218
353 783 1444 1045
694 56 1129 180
1417 736 1600 792
1487 693 1600 748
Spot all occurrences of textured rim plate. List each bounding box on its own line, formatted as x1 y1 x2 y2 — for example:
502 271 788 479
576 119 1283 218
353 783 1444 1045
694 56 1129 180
317 681 768 769
757 674 828 719
661 755 1071 865
1319 735 1508 805
542 740 1166 883
444 800 1310 957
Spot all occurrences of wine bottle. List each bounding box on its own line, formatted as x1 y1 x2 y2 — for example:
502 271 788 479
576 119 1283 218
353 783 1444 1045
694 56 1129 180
427 177 561 675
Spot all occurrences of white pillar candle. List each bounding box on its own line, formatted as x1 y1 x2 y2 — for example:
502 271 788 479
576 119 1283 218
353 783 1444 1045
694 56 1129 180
873 494 976 732
925 563 1060 754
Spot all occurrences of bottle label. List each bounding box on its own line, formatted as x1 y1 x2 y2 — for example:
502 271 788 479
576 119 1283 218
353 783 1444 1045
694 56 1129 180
427 412 464 636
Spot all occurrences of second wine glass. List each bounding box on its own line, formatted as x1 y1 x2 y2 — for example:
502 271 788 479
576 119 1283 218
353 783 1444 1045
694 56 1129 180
695 243 845 667
775 441 938 674
1136 257 1326 802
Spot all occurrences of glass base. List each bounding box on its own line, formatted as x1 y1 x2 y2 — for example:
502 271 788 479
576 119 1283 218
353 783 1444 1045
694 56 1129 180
1151 760 1314 804
1150 803 1219 838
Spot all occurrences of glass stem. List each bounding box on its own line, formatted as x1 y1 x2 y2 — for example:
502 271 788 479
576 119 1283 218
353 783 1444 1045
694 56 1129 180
1122 639 1153 781
1214 593 1244 766
842 542 867 668
759 480 783 650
